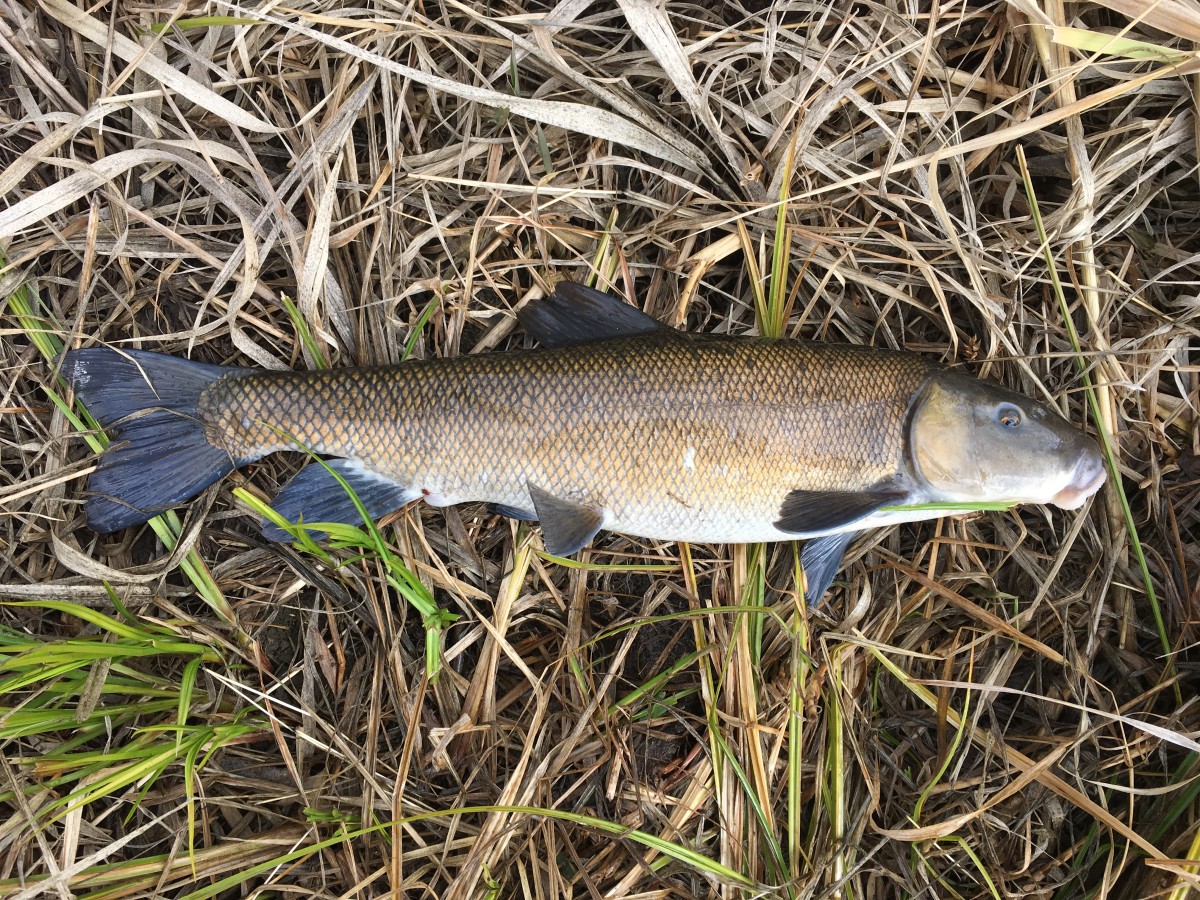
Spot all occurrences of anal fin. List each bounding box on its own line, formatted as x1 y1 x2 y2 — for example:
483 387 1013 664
528 484 604 556
263 459 417 541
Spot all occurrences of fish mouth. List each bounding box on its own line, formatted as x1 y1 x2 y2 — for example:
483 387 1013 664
1051 451 1107 509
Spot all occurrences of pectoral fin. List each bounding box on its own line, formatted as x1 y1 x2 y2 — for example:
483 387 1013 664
264 459 417 541
775 487 905 535
518 282 671 348
528 484 604 556
800 531 857 606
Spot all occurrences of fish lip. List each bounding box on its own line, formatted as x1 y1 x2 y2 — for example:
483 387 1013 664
1051 450 1107 509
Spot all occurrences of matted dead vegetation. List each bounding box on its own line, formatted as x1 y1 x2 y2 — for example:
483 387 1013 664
2 0 1199 896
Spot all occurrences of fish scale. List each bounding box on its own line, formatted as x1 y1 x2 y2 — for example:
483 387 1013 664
195 335 936 544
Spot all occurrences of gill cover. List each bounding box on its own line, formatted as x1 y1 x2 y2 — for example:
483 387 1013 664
907 370 1105 509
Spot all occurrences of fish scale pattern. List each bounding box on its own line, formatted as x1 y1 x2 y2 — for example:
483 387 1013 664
195 334 939 543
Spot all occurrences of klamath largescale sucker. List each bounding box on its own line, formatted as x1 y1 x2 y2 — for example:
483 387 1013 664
62 283 1107 603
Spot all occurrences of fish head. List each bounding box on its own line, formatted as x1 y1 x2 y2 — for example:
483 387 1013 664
908 370 1106 509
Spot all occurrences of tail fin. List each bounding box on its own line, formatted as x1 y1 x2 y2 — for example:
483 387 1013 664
62 349 253 532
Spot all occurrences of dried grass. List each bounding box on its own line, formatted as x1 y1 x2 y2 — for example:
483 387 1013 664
2 0 1199 897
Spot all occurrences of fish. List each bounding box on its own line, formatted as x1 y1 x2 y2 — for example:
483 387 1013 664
61 282 1107 604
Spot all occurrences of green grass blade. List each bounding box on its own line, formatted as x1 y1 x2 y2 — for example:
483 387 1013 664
1016 146 1170 668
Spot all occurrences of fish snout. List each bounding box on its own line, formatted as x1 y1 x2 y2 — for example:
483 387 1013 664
1051 442 1107 509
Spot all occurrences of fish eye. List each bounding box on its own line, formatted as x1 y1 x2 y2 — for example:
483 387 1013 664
997 403 1023 428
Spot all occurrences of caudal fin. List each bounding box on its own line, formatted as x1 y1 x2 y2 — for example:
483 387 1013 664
62 349 253 532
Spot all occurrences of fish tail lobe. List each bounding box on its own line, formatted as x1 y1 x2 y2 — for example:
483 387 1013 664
62 349 254 532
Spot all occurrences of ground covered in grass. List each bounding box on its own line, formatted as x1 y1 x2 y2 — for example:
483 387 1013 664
2 0 1199 896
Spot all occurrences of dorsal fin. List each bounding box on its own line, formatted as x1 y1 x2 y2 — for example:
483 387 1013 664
517 282 671 348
